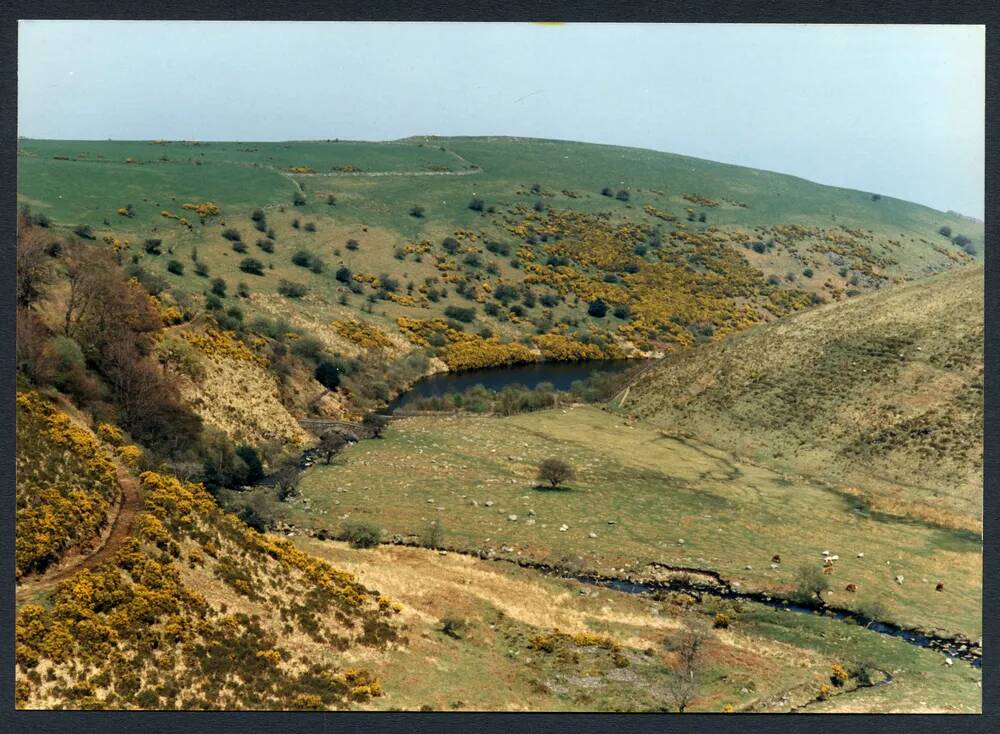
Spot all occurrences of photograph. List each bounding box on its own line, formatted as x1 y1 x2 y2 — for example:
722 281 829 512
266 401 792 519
13 19 984 714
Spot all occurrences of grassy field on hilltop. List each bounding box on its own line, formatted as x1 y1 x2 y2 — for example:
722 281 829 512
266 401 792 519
253 404 980 639
17 137 984 379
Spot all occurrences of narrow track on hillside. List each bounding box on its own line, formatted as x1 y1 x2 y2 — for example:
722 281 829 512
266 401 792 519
15 462 141 606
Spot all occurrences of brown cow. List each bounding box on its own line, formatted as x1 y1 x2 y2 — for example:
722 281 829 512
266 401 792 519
936 582 944 592
823 565 834 575
771 554 781 564
845 583 857 593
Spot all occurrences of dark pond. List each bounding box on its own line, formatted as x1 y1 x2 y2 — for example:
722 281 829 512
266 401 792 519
388 359 639 411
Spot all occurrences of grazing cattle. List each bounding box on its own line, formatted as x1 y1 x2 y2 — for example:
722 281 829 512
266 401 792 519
823 565 834 575
845 583 857 593
936 582 944 592
771 554 781 564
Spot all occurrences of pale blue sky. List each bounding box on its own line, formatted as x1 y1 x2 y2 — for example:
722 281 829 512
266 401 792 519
18 22 985 217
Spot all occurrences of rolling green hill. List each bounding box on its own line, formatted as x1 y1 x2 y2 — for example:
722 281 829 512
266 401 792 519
616 264 984 531
17 137 984 379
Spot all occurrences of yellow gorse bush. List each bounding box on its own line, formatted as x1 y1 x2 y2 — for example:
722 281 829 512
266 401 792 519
532 333 605 362
180 328 267 367
333 319 395 350
16 391 119 578
181 201 220 218
17 465 399 709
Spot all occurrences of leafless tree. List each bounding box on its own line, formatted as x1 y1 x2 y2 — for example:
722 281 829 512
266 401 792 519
16 216 52 309
274 468 299 501
664 614 713 713
318 431 348 464
15 308 54 384
537 457 574 488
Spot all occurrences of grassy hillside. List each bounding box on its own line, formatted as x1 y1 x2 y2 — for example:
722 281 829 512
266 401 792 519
616 264 984 531
16 456 402 710
15 137 983 713
17 137 983 383
15 392 128 578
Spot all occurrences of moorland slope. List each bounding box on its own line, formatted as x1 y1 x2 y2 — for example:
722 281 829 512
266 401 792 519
616 264 984 530
17 137 983 393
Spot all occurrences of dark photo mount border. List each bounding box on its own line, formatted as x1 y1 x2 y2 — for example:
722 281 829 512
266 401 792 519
0 2 995 733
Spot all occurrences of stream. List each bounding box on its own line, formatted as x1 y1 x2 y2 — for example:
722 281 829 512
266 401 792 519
376 538 983 668
290 358 982 669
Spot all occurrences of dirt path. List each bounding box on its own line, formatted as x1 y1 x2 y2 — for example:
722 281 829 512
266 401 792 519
15 463 141 606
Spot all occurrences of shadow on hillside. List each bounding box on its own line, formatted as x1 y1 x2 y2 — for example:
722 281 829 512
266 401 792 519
532 484 574 492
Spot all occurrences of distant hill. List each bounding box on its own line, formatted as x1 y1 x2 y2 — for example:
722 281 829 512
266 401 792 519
16 137 984 380
616 264 983 532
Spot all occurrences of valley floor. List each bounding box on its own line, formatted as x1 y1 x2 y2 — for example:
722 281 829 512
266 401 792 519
267 405 981 640
291 539 981 713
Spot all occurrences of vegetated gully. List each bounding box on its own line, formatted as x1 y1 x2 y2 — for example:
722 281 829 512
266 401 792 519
294 359 982 668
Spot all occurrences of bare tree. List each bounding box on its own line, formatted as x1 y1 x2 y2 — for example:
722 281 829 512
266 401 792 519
664 615 713 713
317 431 348 464
274 465 300 501
15 308 54 384
16 215 52 309
537 458 574 488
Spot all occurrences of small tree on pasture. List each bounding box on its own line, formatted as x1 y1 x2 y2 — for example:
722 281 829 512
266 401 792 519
664 615 713 713
537 457 574 488
317 432 348 465
794 564 830 604
274 465 299 501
